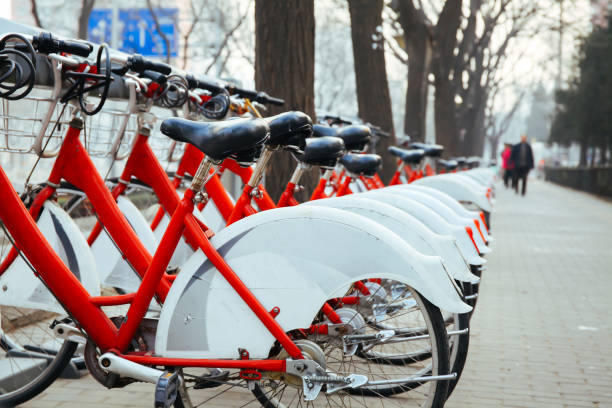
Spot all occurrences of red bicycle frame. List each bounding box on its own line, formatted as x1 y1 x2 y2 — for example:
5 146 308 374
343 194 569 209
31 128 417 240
0 133 306 371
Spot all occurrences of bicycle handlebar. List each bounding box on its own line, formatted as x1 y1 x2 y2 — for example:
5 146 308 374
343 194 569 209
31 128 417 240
185 74 226 94
323 115 353 126
128 54 172 75
140 69 167 85
184 73 284 106
367 124 391 139
225 85 285 106
32 32 93 57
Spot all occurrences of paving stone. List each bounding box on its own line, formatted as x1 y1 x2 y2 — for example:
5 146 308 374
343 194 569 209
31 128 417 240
447 180 612 407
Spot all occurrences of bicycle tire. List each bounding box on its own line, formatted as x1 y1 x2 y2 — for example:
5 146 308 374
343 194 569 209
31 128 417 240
248 288 450 407
0 194 81 406
445 312 469 398
0 333 77 407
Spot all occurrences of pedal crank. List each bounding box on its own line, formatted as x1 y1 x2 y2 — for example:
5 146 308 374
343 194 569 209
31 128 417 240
52 322 86 344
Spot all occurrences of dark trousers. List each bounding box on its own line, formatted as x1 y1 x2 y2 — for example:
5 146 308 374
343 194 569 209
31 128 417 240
514 167 529 195
503 169 514 188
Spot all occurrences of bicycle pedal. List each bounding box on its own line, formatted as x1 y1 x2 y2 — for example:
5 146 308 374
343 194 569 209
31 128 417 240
194 368 230 389
154 371 179 408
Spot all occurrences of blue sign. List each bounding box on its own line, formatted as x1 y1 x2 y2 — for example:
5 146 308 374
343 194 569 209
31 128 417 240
88 8 178 57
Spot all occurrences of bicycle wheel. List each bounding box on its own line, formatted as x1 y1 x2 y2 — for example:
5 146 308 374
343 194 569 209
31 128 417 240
343 280 467 402
0 307 77 407
0 219 78 406
362 309 468 400
445 312 469 398
250 287 449 407
172 287 449 407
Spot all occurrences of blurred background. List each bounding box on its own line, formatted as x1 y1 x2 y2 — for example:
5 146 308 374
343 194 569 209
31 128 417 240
1 0 611 195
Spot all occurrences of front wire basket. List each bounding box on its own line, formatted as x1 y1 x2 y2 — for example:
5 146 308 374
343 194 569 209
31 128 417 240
0 87 69 156
0 86 179 163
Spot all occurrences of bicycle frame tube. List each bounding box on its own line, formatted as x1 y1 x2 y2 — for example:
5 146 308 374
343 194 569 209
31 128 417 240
336 175 353 197
0 160 305 362
117 131 213 241
372 174 385 188
86 128 215 263
276 164 306 207
310 169 335 201
0 185 54 276
47 119 172 300
0 166 119 349
175 145 276 212
359 175 379 190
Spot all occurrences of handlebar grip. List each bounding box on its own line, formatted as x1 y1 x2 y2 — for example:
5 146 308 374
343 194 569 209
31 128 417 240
140 70 167 85
130 54 172 75
261 94 285 106
324 115 353 126
57 39 93 57
226 84 257 99
227 85 285 106
186 74 225 94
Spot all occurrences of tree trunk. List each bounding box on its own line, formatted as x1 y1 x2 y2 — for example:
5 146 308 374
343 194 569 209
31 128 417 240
255 0 317 201
396 2 431 142
461 88 486 156
78 0 96 40
472 102 486 156
433 79 459 157
405 34 430 142
489 135 500 161
348 0 397 183
579 138 588 166
431 0 462 158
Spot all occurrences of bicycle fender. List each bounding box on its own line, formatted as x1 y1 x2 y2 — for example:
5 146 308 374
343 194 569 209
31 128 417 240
155 205 470 359
91 196 157 292
397 185 492 243
378 188 491 254
304 196 479 284
0 202 99 312
461 170 497 202
412 174 492 212
464 168 496 187
361 191 485 266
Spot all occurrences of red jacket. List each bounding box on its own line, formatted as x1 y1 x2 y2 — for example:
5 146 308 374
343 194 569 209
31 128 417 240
501 147 513 169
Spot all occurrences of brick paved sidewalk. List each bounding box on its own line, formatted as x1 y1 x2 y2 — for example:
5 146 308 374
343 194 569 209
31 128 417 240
23 179 612 407
446 179 612 408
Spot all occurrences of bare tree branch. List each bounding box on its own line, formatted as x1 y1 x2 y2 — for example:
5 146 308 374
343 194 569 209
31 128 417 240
384 34 408 64
30 0 44 28
229 35 254 67
78 0 96 40
182 0 206 69
204 0 253 75
146 0 172 63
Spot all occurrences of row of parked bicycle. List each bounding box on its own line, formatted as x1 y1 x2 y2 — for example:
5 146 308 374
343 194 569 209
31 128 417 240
0 32 494 407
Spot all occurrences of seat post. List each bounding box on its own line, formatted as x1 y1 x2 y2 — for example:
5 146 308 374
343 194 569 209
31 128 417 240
247 147 274 188
288 162 308 186
189 157 215 193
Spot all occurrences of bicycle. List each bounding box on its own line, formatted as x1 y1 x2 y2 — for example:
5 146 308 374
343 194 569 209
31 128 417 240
0 32 468 407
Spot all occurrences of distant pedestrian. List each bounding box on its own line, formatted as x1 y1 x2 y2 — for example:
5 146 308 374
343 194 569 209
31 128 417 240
501 143 514 188
510 134 534 196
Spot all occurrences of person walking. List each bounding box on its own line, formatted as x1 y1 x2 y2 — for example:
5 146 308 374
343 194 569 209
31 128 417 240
501 143 514 188
510 134 534 195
